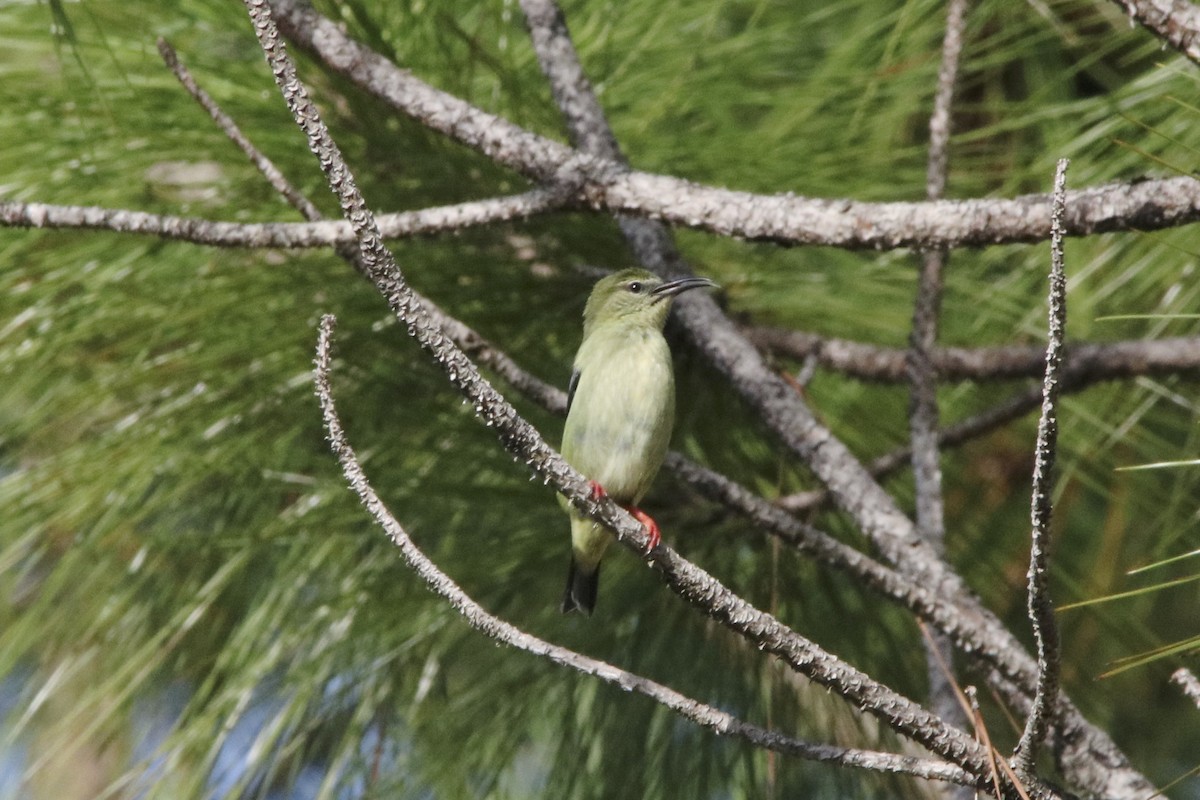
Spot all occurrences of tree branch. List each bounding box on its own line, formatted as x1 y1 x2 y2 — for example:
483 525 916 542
1109 0 1200 65
312 314 975 788
910 0 970 758
747 327 1200 384
506 4 1150 795
267 0 1200 252
158 36 322 220
157 36 569 417
0 194 568 248
1012 158 1069 775
240 0 1015 786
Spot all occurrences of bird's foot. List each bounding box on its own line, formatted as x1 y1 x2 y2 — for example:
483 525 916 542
587 481 659 554
625 507 661 554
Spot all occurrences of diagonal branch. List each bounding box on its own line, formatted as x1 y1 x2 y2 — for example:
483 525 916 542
157 36 567 416
508 4 1150 796
1109 0 1200 65
240 0 1014 785
1012 159 1070 775
312 314 974 788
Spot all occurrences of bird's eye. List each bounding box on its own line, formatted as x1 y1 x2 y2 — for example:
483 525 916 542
627 281 643 294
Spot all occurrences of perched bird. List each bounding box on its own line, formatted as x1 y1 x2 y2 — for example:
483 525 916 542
559 268 718 615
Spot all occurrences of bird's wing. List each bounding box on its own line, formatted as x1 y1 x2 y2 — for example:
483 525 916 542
567 367 581 414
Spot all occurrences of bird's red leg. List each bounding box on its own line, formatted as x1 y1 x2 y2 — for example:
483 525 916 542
588 481 659 553
625 507 661 554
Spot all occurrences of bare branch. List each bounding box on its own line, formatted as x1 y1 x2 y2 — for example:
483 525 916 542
1172 667 1200 710
510 4 1152 793
911 0 970 757
267 0 1200 252
158 37 568 417
0 194 567 248
312 314 974 787
924 0 968 203
776 383 1044 515
1012 159 1069 774
241 0 1010 782
1109 0 1200 65
158 36 322 220
747 327 1200 384
515 0 959 622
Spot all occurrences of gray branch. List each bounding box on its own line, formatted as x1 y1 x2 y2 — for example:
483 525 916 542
158 36 568 417
1012 159 1069 775
1110 0 1200 65
0 194 567 247
747 327 1200 384
241 0 1016 786
267 0 1200 252
312 315 974 787
910 0 970 762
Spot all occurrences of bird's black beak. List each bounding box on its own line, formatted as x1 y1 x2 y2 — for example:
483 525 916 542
650 276 719 303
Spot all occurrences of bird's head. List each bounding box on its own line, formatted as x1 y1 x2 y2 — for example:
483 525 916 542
582 268 717 337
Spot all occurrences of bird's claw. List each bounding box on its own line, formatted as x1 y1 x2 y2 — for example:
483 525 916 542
627 507 661 554
589 481 660 554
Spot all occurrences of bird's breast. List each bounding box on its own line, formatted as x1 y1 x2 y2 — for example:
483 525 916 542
561 329 675 503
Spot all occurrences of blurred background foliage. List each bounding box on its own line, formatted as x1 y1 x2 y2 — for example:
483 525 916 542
0 0 1197 797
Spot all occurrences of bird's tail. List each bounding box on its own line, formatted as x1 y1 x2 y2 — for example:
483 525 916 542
560 555 601 615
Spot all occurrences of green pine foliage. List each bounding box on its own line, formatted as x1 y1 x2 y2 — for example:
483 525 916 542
1 0 1197 797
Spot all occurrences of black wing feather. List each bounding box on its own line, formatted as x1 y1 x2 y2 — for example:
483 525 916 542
566 367 581 414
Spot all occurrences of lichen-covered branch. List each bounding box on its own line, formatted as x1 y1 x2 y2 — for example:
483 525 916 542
910 0 969 756
0 194 567 247
1012 159 1070 775
312 314 974 787
1110 0 1200 65
241 0 1014 784
267 0 1200 252
747 327 1200 384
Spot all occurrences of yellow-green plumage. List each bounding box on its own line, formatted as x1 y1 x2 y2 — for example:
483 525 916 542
559 268 717 614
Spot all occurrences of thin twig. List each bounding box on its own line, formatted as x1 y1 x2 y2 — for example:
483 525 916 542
871 384 1045 479
1012 158 1070 774
241 0 1008 782
158 37 322 218
745 327 1200 384
777 365 1144 514
910 0 968 747
311 315 974 787
158 36 568 416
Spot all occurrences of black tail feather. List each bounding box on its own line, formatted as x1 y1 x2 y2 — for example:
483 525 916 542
560 557 601 615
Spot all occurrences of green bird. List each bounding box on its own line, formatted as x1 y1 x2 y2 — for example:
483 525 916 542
559 268 718 615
